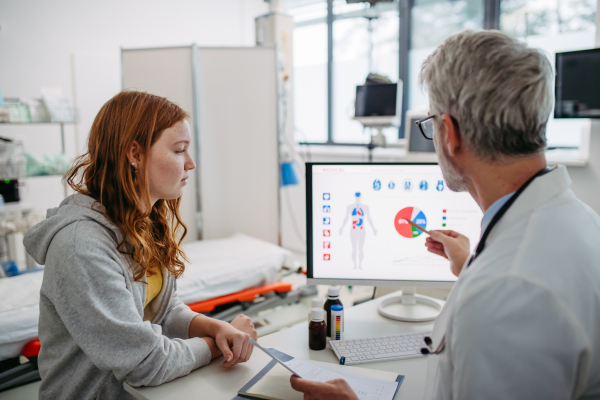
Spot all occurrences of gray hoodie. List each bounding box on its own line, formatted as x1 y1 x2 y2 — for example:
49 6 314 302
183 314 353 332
24 194 211 399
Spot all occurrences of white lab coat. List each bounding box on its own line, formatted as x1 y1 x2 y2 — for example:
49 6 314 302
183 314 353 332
424 166 600 400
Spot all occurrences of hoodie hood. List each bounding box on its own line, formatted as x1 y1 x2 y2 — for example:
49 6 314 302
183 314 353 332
24 194 122 265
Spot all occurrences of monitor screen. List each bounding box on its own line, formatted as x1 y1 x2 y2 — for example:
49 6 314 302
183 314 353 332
407 115 436 153
306 163 483 287
355 84 398 117
555 48 600 118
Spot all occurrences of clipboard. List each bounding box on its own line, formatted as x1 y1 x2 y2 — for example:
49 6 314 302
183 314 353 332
231 359 405 400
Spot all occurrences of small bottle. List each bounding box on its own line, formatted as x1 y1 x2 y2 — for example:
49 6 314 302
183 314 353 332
330 304 344 340
308 297 324 323
309 308 326 350
324 286 342 337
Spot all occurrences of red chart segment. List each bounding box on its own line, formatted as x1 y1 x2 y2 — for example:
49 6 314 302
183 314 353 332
394 207 415 238
394 207 428 238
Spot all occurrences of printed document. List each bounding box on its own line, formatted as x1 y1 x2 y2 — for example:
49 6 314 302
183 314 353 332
249 338 398 400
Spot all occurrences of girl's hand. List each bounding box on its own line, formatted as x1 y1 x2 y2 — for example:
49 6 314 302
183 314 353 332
214 319 253 370
231 314 257 340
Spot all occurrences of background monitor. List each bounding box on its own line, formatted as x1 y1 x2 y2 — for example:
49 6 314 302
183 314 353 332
306 163 483 289
405 110 436 154
555 48 600 118
355 83 398 117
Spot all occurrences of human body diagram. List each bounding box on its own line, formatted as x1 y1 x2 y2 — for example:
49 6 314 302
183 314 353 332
338 192 377 269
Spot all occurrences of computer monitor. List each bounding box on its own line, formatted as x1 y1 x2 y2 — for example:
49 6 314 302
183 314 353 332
405 110 436 154
355 83 398 117
555 48 600 118
306 163 483 321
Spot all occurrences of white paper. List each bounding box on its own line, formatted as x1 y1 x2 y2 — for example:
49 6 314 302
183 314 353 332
249 339 398 400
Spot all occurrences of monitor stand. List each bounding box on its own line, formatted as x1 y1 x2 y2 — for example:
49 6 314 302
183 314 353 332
377 287 444 322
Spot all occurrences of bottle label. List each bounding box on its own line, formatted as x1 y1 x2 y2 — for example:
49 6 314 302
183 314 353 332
330 310 344 340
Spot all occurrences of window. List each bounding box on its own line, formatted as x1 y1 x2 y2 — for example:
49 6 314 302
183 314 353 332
500 0 597 153
286 0 597 152
287 0 329 143
409 0 484 111
332 1 399 144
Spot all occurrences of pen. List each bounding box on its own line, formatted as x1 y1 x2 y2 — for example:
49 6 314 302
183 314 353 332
403 218 430 235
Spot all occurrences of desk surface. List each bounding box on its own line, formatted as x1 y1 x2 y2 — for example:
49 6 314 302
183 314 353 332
125 291 433 400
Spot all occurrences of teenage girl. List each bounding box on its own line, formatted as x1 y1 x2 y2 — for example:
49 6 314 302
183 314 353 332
24 91 256 399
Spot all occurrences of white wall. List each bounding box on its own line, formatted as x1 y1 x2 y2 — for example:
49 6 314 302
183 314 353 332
0 0 268 216
0 0 266 100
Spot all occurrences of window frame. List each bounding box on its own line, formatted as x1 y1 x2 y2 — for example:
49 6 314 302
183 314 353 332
295 0 502 146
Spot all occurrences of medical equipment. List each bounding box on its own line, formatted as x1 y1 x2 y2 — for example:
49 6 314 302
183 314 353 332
355 83 398 118
330 330 431 365
352 79 403 154
306 163 483 322
0 234 312 392
555 48 600 118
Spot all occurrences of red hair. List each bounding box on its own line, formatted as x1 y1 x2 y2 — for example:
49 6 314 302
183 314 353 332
65 90 189 281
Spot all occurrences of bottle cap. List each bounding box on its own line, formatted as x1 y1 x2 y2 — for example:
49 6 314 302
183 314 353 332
331 304 343 311
327 286 339 298
311 308 324 321
311 297 323 309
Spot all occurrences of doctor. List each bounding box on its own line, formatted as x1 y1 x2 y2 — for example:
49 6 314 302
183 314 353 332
290 30 600 399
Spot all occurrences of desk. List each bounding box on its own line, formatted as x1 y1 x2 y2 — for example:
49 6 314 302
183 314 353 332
124 291 434 400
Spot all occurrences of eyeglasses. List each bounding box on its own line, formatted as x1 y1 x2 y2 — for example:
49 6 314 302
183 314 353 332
415 115 435 140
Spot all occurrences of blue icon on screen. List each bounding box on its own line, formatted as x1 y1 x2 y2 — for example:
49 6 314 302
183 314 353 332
323 217 331 225
436 180 444 191
403 179 412 191
419 180 428 191
323 205 330 213
388 181 395 189
323 193 330 200
373 180 381 191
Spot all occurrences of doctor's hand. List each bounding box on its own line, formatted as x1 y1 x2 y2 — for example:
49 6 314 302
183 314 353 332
290 375 358 400
425 230 470 277
214 318 254 370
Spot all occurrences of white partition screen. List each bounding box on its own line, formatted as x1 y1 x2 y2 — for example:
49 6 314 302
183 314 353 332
196 47 279 244
121 46 279 244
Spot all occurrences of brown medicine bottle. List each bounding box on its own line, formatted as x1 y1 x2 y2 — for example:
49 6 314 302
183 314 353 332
309 308 326 350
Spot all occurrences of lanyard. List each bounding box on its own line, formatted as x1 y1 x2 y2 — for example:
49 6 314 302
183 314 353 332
422 166 554 357
466 166 553 268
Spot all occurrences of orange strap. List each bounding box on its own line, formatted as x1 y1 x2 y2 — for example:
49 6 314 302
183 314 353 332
187 282 292 313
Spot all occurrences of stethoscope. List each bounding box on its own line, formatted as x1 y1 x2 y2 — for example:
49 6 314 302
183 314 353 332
421 166 555 356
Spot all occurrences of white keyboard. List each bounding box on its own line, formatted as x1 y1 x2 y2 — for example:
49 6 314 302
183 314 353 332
330 331 431 365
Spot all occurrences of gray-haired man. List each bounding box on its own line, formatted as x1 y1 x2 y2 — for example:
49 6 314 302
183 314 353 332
291 30 600 400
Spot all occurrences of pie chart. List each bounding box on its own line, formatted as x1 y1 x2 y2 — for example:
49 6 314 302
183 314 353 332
395 207 427 238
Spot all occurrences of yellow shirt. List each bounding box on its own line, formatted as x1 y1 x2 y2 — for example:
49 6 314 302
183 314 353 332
145 268 163 308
